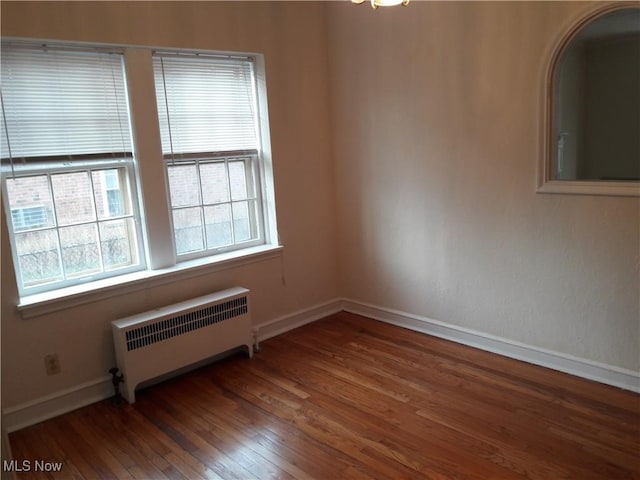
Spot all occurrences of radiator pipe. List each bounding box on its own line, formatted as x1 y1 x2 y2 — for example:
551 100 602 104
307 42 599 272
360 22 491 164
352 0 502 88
109 367 125 406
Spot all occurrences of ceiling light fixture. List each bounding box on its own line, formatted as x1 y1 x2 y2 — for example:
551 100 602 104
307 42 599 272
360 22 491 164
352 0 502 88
352 0 409 9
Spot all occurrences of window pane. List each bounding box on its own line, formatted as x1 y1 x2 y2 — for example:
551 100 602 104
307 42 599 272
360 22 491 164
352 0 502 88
93 169 126 219
5 176 55 232
15 230 62 286
173 207 204 254
168 164 200 207
204 204 232 248
59 224 100 278
4 166 142 293
229 161 249 200
200 162 229 204
100 219 136 270
52 171 96 225
232 201 256 243
167 156 263 257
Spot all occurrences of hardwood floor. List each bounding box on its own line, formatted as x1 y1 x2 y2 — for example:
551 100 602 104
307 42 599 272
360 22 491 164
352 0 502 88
8 312 640 479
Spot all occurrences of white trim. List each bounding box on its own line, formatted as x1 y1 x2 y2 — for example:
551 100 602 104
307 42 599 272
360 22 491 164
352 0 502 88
2 298 343 433
5 298 637 433
3 376 113 433
5 41 281 315
253 298 344 344
342 299 640 393
537 180 640 197
18 244 283 319
536 2 640 198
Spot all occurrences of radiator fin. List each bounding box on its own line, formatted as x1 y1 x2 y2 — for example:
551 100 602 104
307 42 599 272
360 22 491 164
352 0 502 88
125 296 248 351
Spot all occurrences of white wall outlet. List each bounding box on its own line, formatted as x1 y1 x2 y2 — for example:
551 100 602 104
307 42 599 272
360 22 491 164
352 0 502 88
44 354 61 375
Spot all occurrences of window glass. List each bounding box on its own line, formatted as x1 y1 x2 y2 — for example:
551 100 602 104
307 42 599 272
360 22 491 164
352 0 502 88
166 158 262 256
5 168 140 290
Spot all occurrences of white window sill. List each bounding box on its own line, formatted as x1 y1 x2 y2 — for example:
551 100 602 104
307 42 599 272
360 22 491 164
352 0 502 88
18 244 283 319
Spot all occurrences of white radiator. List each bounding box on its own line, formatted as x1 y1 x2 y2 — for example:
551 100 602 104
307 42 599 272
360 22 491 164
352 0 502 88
112 286 253 403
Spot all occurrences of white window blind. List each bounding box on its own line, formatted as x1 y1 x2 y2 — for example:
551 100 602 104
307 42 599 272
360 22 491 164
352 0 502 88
153 54 258 157
1 46 131 163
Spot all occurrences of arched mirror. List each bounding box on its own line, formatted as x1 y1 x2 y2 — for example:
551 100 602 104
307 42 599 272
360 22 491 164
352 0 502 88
542 6 640 196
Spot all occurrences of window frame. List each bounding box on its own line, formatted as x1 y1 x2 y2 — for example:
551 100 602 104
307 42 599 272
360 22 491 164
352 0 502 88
152 51 269 260
2 159 146 296
537 3 640 197
1 39 280 311
1 44 148 295
166 154 266 260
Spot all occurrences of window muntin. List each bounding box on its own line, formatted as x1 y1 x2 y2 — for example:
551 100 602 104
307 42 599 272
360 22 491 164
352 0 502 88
153 53 265 258
168 156 263 256
1 45 144 294
5 165 140 289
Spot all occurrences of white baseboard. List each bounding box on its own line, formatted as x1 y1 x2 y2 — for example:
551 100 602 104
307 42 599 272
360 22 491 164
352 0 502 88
5 297 637 433
2 298 345 433
253 298 344 345
342 299 640 393
3 376 113 433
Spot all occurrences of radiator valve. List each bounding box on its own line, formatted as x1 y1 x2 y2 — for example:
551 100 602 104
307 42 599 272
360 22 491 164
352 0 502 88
109 367 125 406
252 328 261 353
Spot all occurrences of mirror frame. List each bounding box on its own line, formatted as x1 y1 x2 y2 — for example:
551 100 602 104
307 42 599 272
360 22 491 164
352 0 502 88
537 3 640 197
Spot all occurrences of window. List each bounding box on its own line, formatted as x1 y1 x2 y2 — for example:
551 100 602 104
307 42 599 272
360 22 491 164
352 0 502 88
5 168 140 289
1 41 278 301
539 5 640 196
104 169 125 216
166 157 262 255
11 206 49 231
1 46 144 295
153 54 264 258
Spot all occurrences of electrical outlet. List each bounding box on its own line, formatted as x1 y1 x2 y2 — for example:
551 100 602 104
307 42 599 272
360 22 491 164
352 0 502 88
44 354 61 375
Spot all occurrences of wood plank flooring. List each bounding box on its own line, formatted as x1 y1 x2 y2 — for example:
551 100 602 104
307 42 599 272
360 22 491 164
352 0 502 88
8 312 640 479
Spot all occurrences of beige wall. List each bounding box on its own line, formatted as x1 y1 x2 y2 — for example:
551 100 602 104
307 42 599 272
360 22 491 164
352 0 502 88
0 1 338 408
328 1 639 371
2 1 639 413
